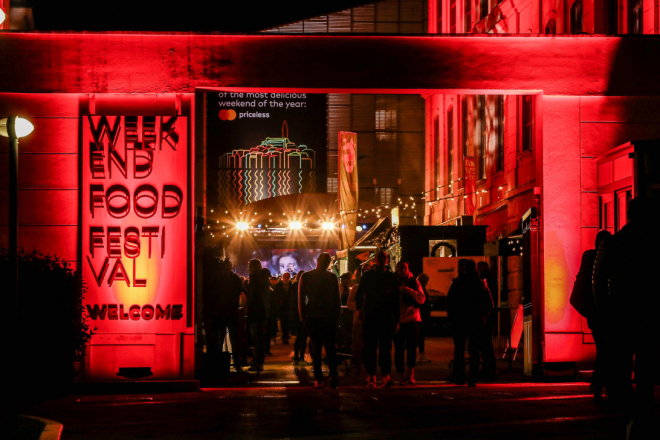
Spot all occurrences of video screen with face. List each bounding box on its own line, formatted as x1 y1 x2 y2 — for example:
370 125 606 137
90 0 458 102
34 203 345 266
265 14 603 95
233 248 336 277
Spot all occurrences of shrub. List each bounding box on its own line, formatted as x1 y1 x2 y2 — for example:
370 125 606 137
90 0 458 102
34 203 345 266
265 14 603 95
0 249 93 402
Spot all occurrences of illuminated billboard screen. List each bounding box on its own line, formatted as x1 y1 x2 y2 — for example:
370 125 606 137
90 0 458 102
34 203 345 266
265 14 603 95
205 92 328 211
232 248 336 278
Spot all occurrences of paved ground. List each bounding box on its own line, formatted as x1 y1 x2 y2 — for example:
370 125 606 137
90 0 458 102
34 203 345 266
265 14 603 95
23 337 659 439
235 336 526 386
28 383 659 439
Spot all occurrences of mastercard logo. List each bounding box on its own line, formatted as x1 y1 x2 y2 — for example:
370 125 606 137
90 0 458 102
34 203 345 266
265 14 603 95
219 109 237 121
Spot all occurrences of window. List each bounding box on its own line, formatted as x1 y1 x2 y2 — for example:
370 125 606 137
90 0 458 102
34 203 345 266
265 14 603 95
375 96 397 141
496 96 504 172
460 96 469 188
465 0 472 32
437 0 443 32
545 18 556 34
376 187 394 205
327 177 338 193
570 1 583 34
607 0 618 34
480 0 489 21
521 95 534 152
434 116 441 187
628 0 643 34
450 0 457 33
447 106 454 188
477 95 486 180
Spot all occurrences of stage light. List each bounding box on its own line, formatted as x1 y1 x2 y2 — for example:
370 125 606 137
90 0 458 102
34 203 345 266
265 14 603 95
236 221 249 231
356 226 363 232
289 221 302 230
322 222 334 230
362 224 368 229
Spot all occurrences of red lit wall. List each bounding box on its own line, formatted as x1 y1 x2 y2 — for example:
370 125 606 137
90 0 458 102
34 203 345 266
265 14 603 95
0 93 195 380
3 32 660 373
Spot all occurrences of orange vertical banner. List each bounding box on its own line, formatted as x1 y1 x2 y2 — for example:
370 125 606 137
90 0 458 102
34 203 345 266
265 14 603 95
338 132 358 250
464 156 476 216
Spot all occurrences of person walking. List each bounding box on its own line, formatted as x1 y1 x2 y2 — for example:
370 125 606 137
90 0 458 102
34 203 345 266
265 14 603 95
290 270 309 364
347 266 368 378
356 251 400 388
416 273 432 364
447 259 493 386
593 197 660 438
569 229 611 401
299 253 341 388
246 259 270 372
274 272 293 344
393 261 425 385
339 273 353 306
476 261 497 379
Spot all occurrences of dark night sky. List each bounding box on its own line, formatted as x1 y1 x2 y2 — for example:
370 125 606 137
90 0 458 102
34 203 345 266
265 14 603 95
29 0 370 32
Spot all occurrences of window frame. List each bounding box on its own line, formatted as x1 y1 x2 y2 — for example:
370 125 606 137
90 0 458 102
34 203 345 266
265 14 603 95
447 105 455 189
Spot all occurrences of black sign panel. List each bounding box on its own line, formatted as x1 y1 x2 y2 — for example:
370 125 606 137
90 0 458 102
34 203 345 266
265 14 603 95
205 92 328 211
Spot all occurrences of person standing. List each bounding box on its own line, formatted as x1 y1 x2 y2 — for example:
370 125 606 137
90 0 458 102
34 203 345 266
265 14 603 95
290 270 308 364
416 273 432 364
246 259 269 372
593 197 660 437
393 261 425 385
299 253 341 388
447 259 493 386
356 251 400 388
339 273 353 306
569 230 611 401
476 261 498 379
274 272 292 344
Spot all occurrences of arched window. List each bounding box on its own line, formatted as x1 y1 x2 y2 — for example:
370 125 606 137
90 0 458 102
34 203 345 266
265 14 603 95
570 1 583 34
465 0 472 32
545 18 556 34
434 116 441 187
437 0 442 33
607 0 618 34
480 0 489 21
460 96 469 189
628 0 643 34
447 106 454 187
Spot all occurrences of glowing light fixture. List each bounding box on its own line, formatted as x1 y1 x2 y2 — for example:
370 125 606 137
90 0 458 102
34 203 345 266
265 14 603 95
289 221 302 230
0 9 5 26
236 221 249 231
0 117 34 138
322 222 334 230
356 226 363 232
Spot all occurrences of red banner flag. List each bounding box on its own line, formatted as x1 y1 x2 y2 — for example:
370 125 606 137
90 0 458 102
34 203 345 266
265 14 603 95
464 156 476 216
338 132 358 250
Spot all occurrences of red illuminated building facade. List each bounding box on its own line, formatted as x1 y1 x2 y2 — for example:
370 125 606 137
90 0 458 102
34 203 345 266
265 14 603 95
1 0 660 379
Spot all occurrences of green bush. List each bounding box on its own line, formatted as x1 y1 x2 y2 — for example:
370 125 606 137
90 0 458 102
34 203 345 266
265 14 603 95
0 249 93 401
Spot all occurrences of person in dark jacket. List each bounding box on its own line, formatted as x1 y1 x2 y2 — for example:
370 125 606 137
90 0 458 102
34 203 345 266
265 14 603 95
447 259 494 386
299 253 341 388
246 259 270 372
570 229 611 401
355 251 400 388
290 270 308 363
273 272 293 344
593 197 660 436
416 273 432 364
476 261 498 379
